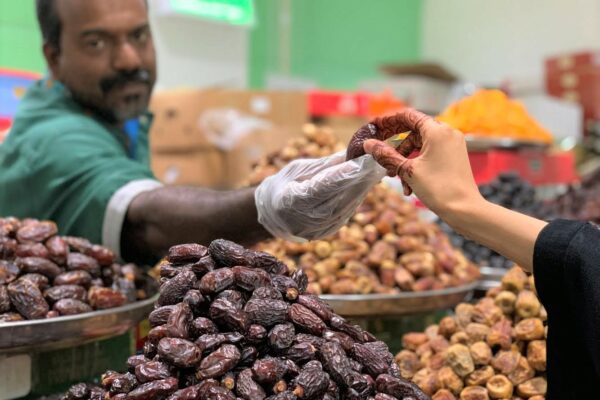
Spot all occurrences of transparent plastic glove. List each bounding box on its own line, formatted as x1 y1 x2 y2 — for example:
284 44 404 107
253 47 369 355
255 150 387 242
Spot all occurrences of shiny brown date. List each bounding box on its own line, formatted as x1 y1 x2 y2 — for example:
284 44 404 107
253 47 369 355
66 253 100 276
16 220 58 243
196 344 241 380
167 243 208 264
88 287 126 309
125 377 179 400
15 243 50 259
44 284 87 303
17 257 62 279
157 338 202 368
45 236 69 264
135 361 172 383
53 298 92 315
7 279 49 319
54 270 93 287
19 273 50 290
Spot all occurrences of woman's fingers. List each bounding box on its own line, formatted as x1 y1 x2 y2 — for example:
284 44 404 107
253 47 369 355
372 109 436 140
363 139 416 196
363 139 413 176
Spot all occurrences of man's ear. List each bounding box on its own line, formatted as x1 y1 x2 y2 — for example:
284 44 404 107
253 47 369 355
42 43 61 79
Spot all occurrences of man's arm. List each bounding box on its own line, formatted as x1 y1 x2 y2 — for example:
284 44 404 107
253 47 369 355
121 186 271 264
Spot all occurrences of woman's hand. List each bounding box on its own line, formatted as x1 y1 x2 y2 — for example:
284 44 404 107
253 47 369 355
362 109 484 218
362 108 547 271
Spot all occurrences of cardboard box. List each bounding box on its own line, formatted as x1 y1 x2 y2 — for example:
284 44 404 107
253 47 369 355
216 90 308 127
149 88 220 151
316 115 368 145
149 89 308 152
545 51 600 76
151 149 224 187
222 126 302 188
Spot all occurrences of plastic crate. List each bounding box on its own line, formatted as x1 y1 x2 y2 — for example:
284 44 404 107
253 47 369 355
468 149 577 185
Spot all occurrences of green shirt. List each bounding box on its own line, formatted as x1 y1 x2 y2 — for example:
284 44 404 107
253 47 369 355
0 78 162 257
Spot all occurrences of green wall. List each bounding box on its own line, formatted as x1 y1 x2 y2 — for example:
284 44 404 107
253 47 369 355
250 0 422 89
0 1 46 73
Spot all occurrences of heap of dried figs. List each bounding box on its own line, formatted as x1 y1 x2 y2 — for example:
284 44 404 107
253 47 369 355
63 239 429 400
395 266 547 400
0 217 148 321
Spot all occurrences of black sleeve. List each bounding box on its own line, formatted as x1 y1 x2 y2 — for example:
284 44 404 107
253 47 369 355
533 219 600 399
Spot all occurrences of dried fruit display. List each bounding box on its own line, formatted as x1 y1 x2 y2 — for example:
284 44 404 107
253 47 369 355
247 124 345 187
0 217 149 321
64 239 429 399
537 165 600 225
395 266 547 399
257 185 480 295
437 89 553 144
247 125 479 295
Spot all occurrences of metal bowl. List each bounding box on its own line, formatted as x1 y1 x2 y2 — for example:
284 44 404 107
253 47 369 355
476 266 506 291
465 135 550 151
320 282 477 317
0 280 158 353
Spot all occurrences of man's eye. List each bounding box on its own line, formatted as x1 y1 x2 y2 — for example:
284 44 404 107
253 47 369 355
86 39 105 50
133 30 149 43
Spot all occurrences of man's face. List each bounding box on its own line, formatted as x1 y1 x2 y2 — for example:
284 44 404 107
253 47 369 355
47 0 156 124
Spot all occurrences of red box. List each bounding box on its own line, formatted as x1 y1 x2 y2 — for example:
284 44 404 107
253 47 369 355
545 51 600 75
546 66 600 120
308 90 371 117
468 150 577 186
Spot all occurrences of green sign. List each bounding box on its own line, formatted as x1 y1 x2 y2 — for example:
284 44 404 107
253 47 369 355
169 0 255 26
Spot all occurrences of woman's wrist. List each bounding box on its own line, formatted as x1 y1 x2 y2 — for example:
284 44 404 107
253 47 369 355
435 193 490 231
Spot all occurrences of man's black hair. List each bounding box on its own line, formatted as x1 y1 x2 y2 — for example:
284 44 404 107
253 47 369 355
35 0 149 49
36 0 61 48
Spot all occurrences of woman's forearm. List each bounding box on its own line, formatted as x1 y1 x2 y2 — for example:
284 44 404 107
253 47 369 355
440 199 548 272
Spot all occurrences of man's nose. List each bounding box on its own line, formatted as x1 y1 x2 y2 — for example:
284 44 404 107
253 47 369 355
112 41 142 71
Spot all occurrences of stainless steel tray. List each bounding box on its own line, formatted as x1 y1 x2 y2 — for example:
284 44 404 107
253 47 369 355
465 135 550 151
0 291 158 353
320 282 478 317
476 266 506 291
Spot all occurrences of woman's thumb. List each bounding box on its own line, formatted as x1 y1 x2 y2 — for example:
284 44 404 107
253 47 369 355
363 139 414 178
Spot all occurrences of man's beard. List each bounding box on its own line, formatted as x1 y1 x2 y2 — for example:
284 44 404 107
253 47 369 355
67 69 154 125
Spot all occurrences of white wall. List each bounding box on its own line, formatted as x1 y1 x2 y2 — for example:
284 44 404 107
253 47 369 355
148 0 249 89
422 0 600 87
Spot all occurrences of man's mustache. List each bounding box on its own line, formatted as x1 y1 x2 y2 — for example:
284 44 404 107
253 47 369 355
100 69 151 94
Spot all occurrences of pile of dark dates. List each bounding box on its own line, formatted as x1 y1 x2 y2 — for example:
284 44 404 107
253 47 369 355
438 173 540 269
536 165 600 224
0 217 148 321
63 239 429 400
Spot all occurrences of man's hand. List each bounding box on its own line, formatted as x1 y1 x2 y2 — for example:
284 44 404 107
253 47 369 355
255 151 386 241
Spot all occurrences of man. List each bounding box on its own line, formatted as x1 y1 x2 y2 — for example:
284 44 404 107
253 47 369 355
0 0 383 264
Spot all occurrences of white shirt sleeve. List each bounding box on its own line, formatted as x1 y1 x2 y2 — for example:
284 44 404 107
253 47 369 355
102 178 164 261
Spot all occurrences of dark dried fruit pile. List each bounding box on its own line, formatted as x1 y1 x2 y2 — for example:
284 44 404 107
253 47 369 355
0 217 148 322
536 165 600 225
395 266 547 400
64 240 430 400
